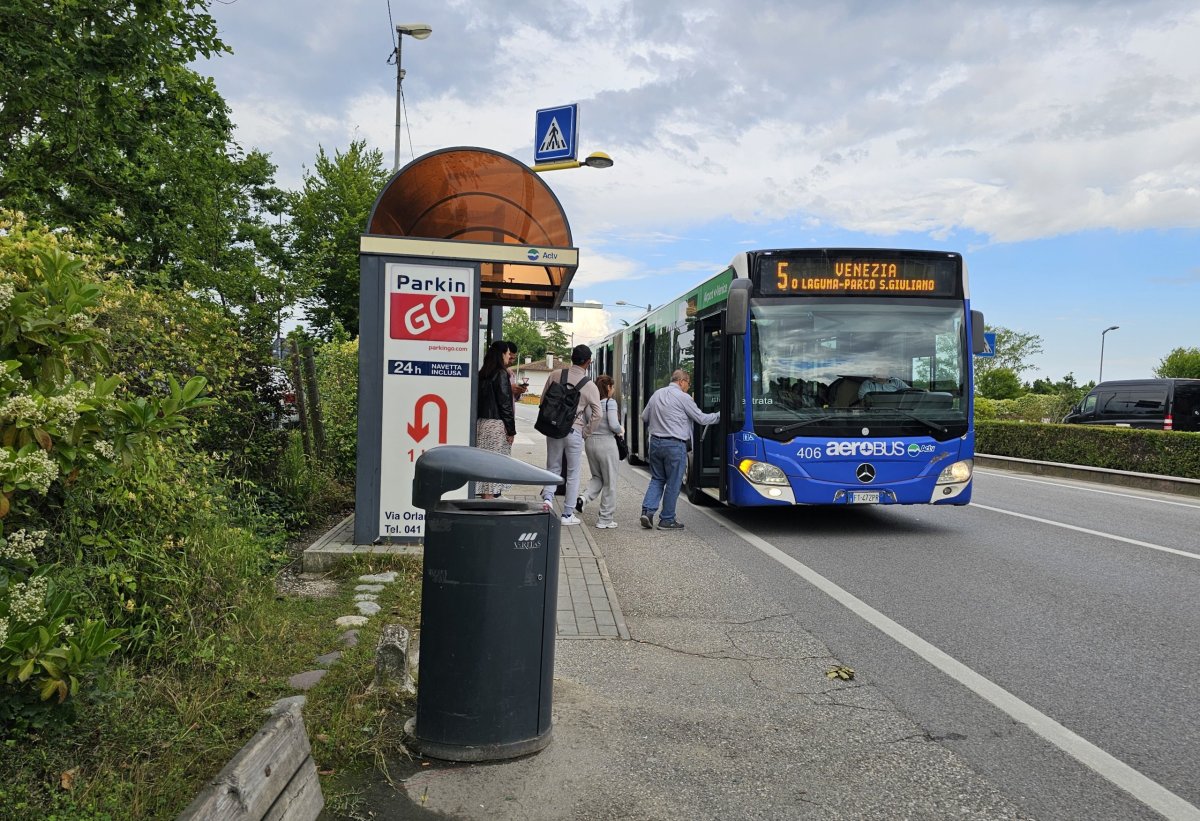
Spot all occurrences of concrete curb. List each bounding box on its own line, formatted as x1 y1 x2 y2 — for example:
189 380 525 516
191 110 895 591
975 453 1200 498
301 513 422 572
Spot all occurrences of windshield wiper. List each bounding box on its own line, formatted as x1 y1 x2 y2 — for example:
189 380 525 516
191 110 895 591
773 415 839 435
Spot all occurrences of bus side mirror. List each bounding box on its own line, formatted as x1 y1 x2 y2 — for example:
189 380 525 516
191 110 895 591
970 310 986 354
725 279 752 336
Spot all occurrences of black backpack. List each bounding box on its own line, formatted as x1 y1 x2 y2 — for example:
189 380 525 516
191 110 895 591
535 369 590 439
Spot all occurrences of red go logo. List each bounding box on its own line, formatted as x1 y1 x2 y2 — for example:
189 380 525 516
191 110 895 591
390 293 469 341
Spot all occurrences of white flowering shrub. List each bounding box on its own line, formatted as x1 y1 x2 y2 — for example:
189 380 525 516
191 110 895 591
0 222 206 734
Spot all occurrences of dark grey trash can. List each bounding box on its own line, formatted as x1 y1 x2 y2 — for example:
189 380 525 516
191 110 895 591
405 446 562 762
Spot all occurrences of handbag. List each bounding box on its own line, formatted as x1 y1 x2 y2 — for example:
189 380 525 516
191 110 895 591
609 397 629 460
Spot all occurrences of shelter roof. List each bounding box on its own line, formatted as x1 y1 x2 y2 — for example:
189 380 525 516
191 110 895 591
367 147 576 308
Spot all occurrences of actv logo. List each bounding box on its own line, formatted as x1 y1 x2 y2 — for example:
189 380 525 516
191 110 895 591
390 293 469 342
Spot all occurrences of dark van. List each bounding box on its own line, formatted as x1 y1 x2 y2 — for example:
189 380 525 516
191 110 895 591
1062 379 1200 431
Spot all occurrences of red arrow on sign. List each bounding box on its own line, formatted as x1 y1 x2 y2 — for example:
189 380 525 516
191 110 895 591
408 394 448 444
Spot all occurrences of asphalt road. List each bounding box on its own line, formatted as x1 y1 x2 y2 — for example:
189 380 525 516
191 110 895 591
701 467 1200 820
355 405 1198 819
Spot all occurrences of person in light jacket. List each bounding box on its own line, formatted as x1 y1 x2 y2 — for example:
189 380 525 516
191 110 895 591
576 374 624 529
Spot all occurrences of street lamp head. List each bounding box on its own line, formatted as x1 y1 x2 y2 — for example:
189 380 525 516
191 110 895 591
1104 325 1119 333
583 151 614 169
615 300 652 312
396 23 432 39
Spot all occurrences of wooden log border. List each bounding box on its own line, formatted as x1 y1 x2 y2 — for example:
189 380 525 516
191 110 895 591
177 701 323 821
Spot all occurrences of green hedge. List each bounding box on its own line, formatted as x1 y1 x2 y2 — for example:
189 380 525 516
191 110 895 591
976 421 1200 479
974 393 1075 422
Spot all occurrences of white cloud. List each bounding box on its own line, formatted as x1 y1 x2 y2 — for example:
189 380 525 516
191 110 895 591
204 1 1200 246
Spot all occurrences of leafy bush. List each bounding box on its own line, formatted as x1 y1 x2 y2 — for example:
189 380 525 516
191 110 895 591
314 334 358 483
48 439 282 661
975 393 1073 423
96 280 289 485
1 528 122 733
270 430 352 529
977 421 1200 479
1 221 213 732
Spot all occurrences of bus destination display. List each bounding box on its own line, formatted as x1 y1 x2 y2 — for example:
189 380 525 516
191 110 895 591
760 256 960 297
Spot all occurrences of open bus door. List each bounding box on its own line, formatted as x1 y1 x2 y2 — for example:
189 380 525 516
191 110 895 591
687 312 727 504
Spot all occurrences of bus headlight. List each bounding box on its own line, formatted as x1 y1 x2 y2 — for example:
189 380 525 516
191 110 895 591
738 459 789 485
936 459 973 484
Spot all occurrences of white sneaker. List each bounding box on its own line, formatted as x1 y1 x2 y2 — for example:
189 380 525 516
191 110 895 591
560 514 581 526
595 521 618 529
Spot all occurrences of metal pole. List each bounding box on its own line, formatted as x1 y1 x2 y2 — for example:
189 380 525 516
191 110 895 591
393 37 404 172
302 343 326 460
1100 326 1118 384
289 339 313 458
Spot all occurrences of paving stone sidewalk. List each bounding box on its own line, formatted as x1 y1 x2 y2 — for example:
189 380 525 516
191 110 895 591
301 500 629 641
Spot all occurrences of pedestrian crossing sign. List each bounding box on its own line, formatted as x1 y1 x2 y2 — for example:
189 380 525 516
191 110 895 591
978 332 996 357
534 104 578 164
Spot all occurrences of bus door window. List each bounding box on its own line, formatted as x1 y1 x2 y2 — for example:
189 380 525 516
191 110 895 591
696 317 723 481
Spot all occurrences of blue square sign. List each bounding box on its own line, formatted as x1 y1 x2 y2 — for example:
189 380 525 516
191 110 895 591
534 104 578 163
978 332 996 357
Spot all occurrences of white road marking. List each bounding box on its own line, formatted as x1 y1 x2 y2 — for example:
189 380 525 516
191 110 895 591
972 503 1200 561
697 505 1200 821
977 469 1200 509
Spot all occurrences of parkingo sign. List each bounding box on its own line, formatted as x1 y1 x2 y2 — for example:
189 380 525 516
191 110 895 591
378 262 477 539
390 273 470 342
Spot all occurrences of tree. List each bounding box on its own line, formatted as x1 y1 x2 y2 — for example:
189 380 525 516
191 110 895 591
1155 347 1200 379
977 367 1024 399
502 308 545 360
289 140 389 337
973 326 1044 380
543 322 570 357
0 1 295 334
1026 372 1090 410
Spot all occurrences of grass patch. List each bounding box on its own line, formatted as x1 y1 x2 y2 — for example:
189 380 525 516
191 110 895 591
0 554 423 819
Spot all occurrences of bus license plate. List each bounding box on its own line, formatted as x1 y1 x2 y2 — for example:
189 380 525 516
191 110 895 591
850 492 880 504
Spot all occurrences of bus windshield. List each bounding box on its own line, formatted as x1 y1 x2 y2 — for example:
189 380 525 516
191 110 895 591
749 298 968 441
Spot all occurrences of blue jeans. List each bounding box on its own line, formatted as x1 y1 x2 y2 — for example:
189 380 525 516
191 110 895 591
641 437 687 524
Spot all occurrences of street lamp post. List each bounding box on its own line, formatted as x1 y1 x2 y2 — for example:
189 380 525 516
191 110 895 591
392 23 432 172
1099 325 1119 384
615 300 652 313
531 152 615 173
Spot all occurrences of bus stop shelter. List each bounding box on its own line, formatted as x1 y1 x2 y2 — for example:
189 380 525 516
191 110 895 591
354 147 579 545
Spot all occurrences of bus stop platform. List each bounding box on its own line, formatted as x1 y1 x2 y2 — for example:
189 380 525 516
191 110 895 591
301 502 629 641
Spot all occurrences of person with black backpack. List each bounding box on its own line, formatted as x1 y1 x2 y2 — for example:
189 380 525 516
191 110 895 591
536 344 601 525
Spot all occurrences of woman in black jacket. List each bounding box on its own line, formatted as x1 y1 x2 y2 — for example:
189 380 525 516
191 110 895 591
476 340 517 498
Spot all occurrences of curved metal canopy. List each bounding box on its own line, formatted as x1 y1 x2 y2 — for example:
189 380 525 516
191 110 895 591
367 147 577 308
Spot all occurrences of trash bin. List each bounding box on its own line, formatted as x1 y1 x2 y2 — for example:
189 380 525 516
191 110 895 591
405 445 563 762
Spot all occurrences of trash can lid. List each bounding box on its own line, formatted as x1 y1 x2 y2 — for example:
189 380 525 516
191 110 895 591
413 446 562 509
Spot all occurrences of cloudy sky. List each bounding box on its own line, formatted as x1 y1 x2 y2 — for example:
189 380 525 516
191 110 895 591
198 0 1200 382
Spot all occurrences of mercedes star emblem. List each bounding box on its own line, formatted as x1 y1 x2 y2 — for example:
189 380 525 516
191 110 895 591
855 463 876 483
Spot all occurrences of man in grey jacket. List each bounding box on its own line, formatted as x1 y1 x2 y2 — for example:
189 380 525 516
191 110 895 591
540 344 602 526
639 370 719 530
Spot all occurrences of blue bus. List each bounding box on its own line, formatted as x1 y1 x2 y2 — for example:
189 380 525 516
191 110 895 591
593 248 987 507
